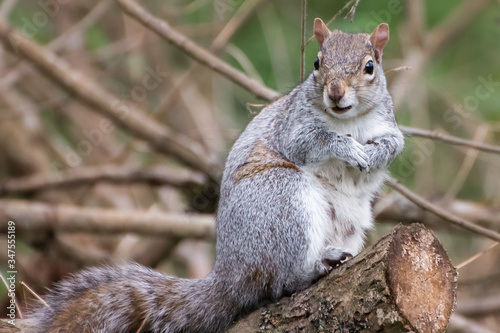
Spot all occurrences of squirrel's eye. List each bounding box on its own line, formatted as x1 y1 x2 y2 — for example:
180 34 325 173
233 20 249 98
364 60 374 75
314 57 319 70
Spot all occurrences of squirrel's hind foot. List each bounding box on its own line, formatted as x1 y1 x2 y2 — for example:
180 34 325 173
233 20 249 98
314 246 353 279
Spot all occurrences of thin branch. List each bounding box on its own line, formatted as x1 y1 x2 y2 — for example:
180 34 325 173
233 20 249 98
0 0 112 91
375 193 500 232
152 0 271 119
300 0 307 82
0 200 214 239
0 19 222 179
211 0 270 53
0 165 207 195
20 282 50 310
114 0 280 102
399 125 500 154
384 66 413 75
0 274 23 319
50 0 113 51
386 177 500 242
456 242 499 269
344 0 361 23
305 0 357 45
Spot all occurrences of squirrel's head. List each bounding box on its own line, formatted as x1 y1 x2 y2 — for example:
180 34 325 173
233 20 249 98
313 18 389 119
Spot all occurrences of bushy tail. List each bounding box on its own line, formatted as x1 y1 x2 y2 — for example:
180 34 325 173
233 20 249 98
30 264 247 333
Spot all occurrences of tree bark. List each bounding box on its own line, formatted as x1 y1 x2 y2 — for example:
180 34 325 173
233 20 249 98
0 224 456 332
227 223 457 333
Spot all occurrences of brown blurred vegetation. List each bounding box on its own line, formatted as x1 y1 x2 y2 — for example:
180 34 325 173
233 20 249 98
0 0 499 331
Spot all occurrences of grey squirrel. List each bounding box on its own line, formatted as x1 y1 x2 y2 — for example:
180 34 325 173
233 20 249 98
30 18 404 332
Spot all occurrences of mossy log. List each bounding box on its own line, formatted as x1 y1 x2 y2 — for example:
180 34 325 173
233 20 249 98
228 223 457 333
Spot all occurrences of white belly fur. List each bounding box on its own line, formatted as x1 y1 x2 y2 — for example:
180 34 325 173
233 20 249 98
301 150 386 270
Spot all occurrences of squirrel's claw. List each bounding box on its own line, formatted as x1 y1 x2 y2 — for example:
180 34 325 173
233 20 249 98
320 246 353 272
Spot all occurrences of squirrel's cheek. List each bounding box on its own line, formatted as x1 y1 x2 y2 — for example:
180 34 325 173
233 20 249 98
313 70 322 80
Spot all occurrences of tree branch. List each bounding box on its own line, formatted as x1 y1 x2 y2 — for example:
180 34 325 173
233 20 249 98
0 19 222 179
0 165 207 195
300 0 307 81
375 193 500 232
0 200 214 239
386 177 500 242
400 125 500 154
305 0 358 45
114 0 280 102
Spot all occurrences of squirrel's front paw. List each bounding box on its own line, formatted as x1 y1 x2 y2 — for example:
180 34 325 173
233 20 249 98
314 246 353 278
364 140 388 168
334 136 369 171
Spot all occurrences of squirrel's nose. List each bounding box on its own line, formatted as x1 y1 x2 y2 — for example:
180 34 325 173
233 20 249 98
327 84 345 103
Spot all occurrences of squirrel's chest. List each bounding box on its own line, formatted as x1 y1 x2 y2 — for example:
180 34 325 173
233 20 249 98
301 162 384 252
304 158 382 194
300 169 372 257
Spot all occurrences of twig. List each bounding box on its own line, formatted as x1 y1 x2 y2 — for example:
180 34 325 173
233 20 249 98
384 66 412 74
20 282 51 310
0 273 23 319
136 317 148 333
400 125 500 154
152 0 271 119
211 0 270 53
375 193 500 231
0 19 222 179
0 200 214 239
305 0 357 45
158 0 269 148
300 0 307 81
345 0 361 23
50 0 113 51
114 0 280 102
0 0 112 91
386 177 500 242
0 165 207 195
456 242 499 269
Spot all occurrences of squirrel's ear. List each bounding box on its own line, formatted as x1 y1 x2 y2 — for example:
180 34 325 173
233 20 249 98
314 18 330 47
370 23 389 62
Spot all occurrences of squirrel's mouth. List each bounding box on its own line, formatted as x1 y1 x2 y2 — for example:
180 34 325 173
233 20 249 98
329 105 352 113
